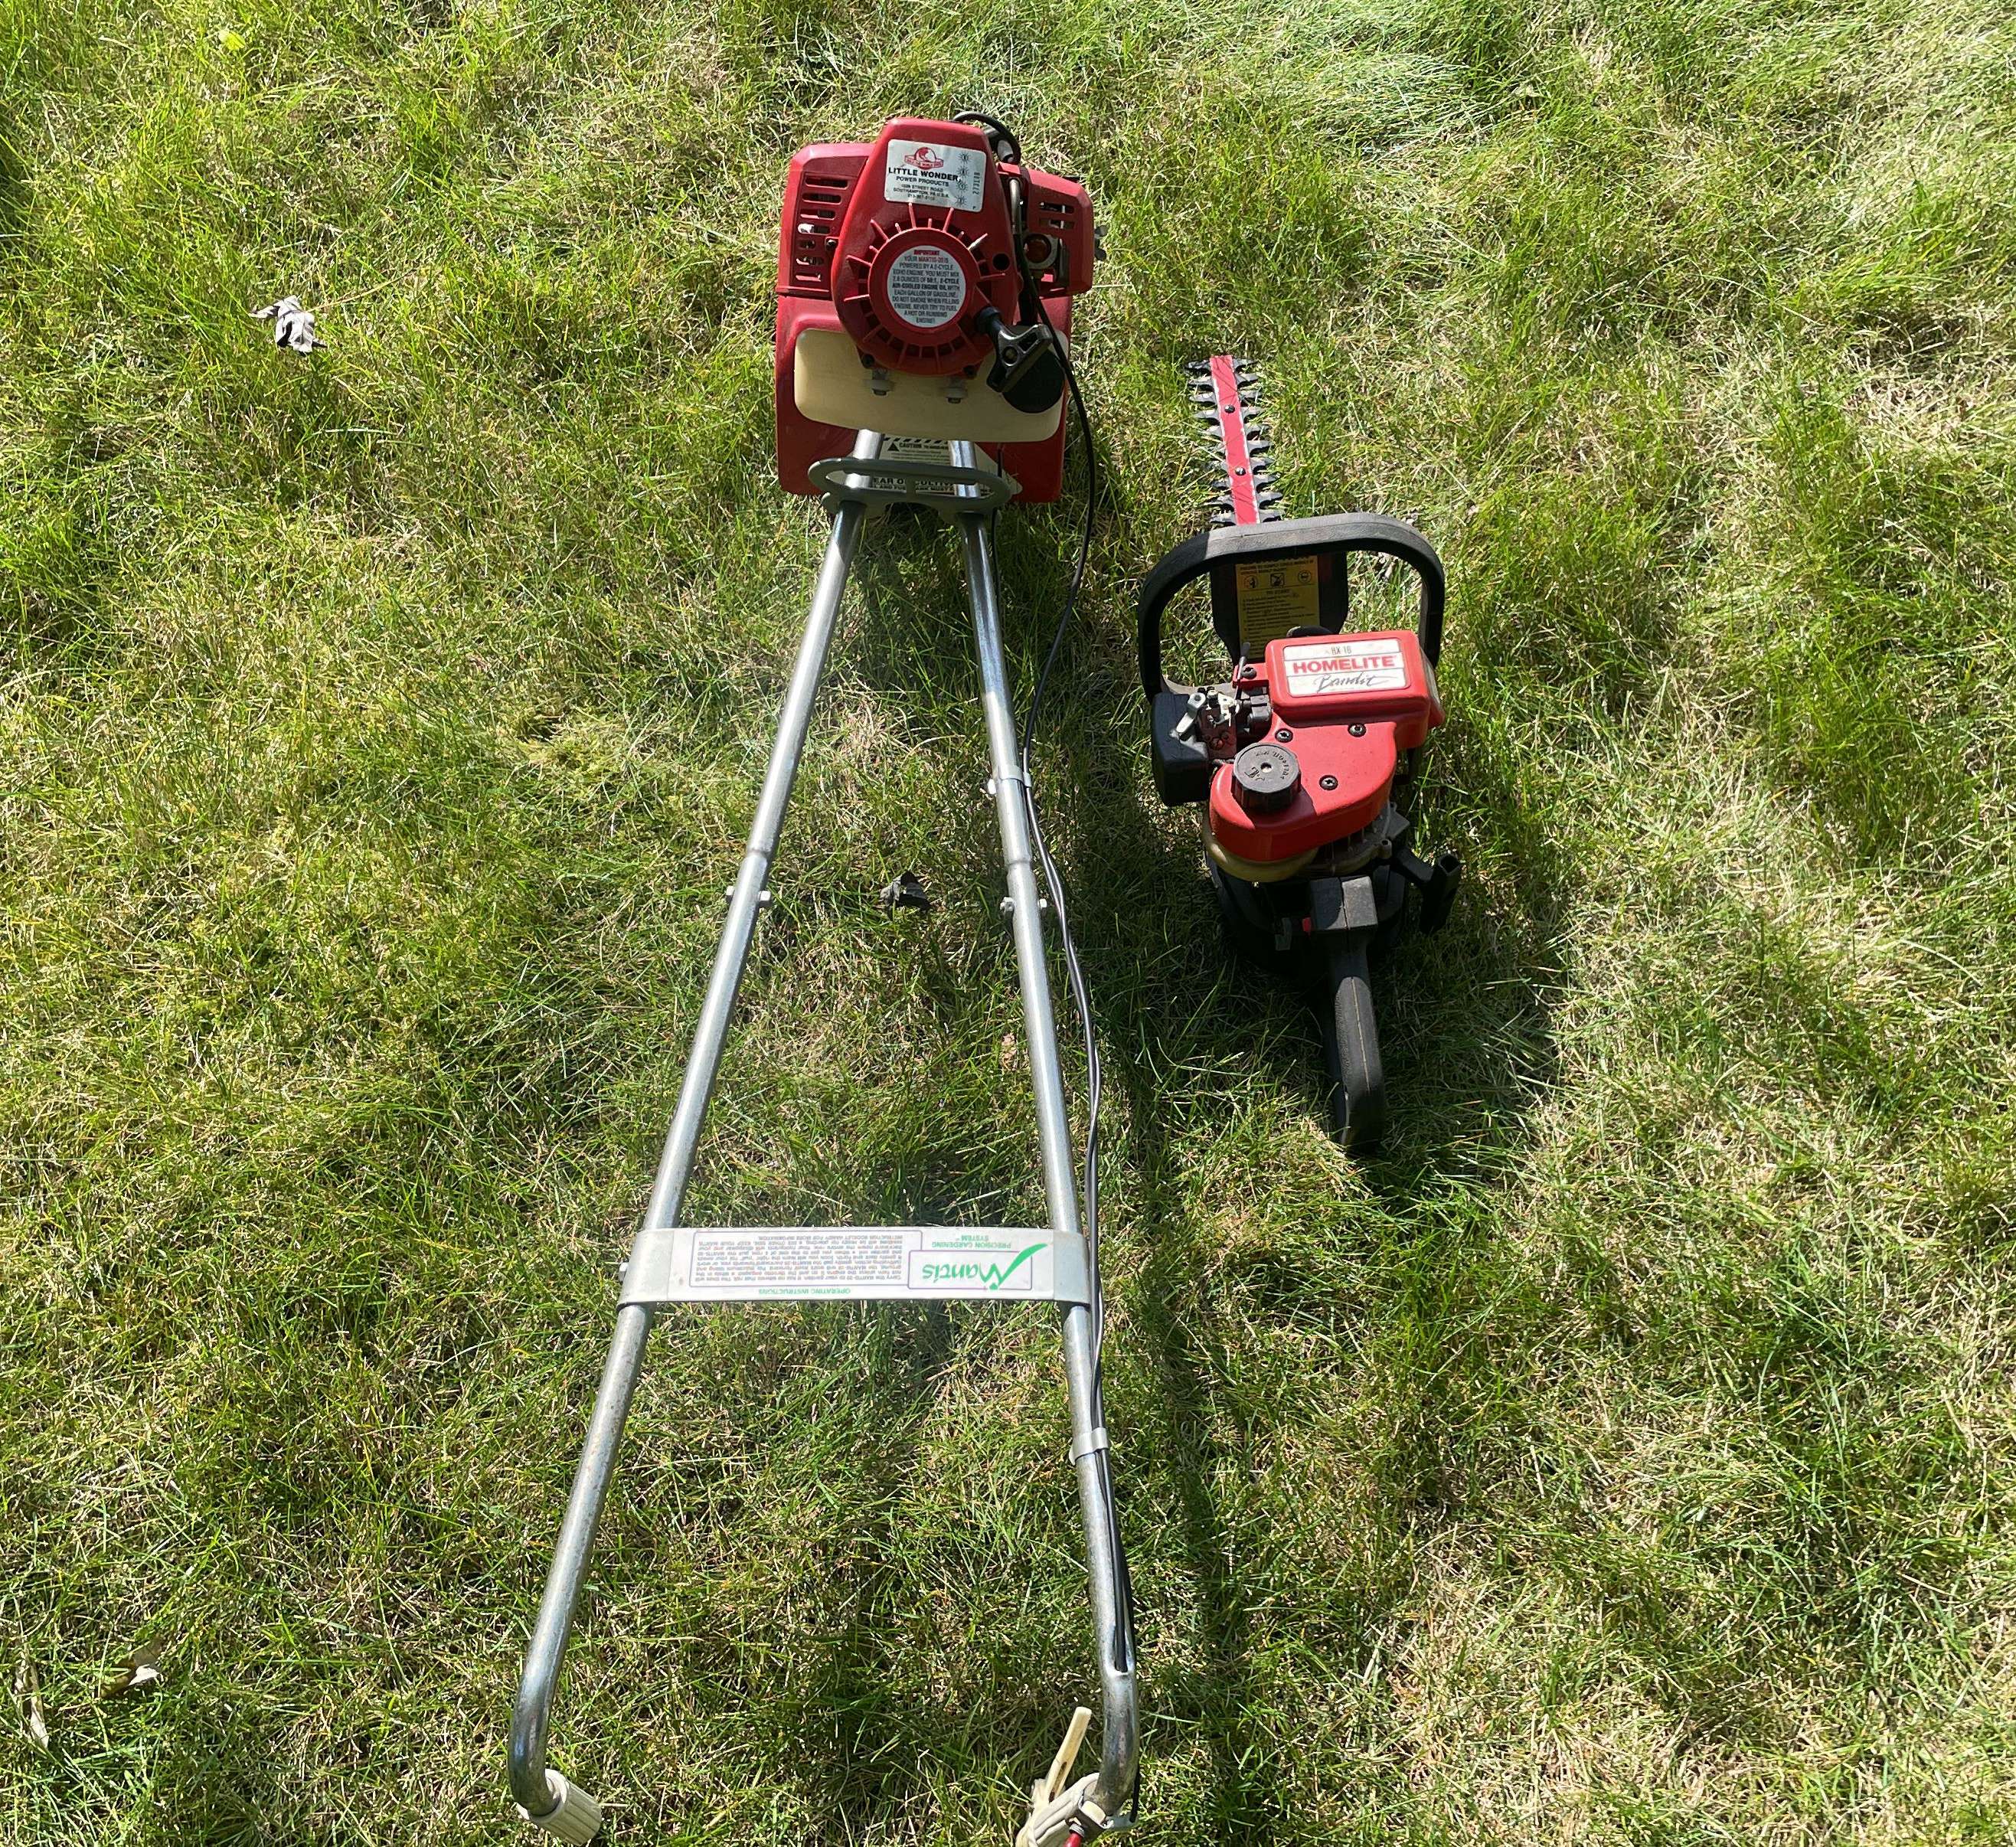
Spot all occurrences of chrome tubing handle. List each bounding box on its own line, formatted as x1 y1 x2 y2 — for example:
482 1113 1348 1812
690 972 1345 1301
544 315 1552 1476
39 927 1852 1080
509 432 882 1834
953 442 1140 1824
510 433 1139 1839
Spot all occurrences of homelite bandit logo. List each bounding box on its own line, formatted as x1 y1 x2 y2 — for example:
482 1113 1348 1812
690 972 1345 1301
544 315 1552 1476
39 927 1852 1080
917 1241 1044 1292
1282 639 1407 696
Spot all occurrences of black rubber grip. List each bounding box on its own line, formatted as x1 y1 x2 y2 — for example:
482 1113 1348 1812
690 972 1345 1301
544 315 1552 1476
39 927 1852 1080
1320 934 1386 1152
1136 512 1446 698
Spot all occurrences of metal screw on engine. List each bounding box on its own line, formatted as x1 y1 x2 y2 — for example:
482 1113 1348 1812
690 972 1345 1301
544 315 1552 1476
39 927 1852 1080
1349 722 1366 737
1321 775 1338 790
1276 727 1292 742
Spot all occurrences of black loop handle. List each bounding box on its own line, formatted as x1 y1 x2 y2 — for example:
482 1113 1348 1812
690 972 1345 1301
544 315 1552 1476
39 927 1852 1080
1136 512 1446 699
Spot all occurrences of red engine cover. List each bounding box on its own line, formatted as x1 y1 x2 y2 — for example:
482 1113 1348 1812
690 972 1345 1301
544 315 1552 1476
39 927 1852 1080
830 121 1021 376
773 118 1096 501
1207 630 1443 865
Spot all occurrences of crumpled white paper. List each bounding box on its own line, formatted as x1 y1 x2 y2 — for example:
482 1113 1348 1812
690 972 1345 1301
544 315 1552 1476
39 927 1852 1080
251 295 322 353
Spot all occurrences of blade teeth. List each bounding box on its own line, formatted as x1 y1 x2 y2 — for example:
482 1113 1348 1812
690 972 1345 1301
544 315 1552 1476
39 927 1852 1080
1184 354 1289 521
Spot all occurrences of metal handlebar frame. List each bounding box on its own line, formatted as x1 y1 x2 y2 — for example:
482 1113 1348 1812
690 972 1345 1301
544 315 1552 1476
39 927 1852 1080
509 432 1139 1841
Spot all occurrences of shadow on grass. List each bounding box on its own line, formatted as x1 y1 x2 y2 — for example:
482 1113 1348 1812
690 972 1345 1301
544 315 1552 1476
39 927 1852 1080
1080 744 1572 1837
752 483 1580 1832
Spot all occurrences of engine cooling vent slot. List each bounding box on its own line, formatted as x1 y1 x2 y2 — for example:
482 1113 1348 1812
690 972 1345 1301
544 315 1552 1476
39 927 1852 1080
789 171 852 290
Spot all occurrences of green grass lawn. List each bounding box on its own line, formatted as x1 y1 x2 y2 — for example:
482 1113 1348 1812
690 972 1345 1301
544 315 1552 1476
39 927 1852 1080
7 0 2016 1841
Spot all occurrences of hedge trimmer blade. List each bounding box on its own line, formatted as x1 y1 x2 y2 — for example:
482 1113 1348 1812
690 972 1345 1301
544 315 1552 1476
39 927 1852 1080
1185 355 1282 526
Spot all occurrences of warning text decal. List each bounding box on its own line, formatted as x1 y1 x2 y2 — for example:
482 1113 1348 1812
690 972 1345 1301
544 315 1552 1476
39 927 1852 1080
1235 558 1320 646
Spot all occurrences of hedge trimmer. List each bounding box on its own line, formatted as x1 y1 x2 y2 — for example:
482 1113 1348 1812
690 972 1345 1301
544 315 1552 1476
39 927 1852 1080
1139 358 1461 1149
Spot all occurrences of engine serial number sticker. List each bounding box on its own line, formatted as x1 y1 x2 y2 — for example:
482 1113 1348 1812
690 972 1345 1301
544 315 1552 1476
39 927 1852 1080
884 139 987 213
884 244 968 329
1235 558 1321 646
1281 637 1408 695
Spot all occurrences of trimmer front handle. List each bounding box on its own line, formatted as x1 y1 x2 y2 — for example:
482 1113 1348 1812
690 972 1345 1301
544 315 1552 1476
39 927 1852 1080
1135 509 1446 699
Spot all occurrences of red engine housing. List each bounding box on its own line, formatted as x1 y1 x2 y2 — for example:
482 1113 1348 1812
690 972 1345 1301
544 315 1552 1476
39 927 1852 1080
1207 630 1443 866
774 119 1095 500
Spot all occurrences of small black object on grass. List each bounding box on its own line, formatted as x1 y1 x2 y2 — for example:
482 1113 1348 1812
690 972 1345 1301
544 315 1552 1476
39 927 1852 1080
880 871 931 914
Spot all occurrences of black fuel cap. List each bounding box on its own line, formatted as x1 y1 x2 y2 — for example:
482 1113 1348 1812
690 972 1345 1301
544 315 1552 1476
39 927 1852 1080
1232 740 1301 813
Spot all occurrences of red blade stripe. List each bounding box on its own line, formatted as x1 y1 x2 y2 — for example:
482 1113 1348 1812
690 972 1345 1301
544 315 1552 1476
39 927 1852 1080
1207 353 1263 526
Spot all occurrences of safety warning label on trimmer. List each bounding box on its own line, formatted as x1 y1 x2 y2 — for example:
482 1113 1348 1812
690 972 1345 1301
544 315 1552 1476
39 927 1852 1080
619 1225 1090 1306
884 140 987 213
1236 558 1321 647
1280 637 1408 695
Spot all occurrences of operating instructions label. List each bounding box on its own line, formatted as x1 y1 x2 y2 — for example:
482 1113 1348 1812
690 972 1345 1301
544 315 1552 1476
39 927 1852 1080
885 245 968 329
619 1225 1090 1305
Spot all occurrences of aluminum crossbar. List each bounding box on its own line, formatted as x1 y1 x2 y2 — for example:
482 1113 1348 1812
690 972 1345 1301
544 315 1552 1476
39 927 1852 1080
508 431 1139 1845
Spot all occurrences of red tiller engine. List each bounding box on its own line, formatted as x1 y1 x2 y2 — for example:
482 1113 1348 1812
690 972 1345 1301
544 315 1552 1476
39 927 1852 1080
774 116 1096 500
1139 357 1463 1150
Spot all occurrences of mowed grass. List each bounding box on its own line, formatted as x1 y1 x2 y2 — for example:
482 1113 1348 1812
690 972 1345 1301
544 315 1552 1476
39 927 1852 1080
5 0 2016 1841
